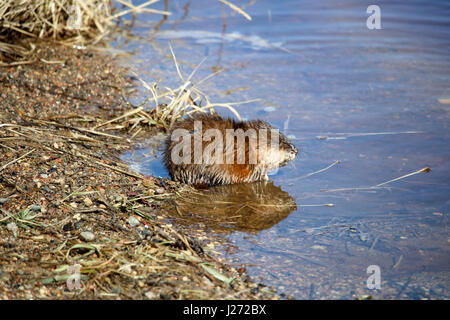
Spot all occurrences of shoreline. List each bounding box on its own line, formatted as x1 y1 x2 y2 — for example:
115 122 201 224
0 44 278 300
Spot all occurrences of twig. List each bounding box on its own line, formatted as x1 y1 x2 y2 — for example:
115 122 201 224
0 148 35 172
107 0 171 20
297 160 340 180
91 158 144 180
322 166 431 193
375 167 431 187
392 254 403 270
319 131 424 140
93 106 144 129
298 203 334 207
36 120 125 140
219 0 252 21
168 42 185 83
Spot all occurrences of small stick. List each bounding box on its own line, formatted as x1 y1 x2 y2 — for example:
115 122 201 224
61 148 144 180
392 254 403 270
0 143 17 152
299 203 334 207
37 120 124 139
375 167 431 187
219 0 252 21
169 43 185 83
4 128 63 154
92 159 144 180
93 106 144 129
0 60 36 67
0 148 35 172
322 186 386 193
108 0 170 20
322 167 431 192
60 186 85 203
369 236 380 252
297 160 340 180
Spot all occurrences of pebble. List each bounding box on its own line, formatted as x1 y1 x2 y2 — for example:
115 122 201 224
29 205 42 211
145 291 158 299
83 197 93 206
79 231 95 242
155 187 165 194
39 286 49 297
6 222 18 237
63 222 75 231
40 173 49 179
127 216 140 227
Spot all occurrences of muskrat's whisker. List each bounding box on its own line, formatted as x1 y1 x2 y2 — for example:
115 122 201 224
290 161 297 170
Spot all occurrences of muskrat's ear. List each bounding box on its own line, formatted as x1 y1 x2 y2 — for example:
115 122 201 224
254 120 273 129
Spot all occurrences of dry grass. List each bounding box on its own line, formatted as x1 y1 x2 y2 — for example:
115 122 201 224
93 44 258 132
0 0 170 62
0 0 251 128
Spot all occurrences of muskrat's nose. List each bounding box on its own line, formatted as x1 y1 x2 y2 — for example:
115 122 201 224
286 146 298 162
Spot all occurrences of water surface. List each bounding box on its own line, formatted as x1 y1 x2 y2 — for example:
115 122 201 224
118 0 449 299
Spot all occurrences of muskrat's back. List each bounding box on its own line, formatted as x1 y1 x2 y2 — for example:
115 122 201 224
163 114 298 186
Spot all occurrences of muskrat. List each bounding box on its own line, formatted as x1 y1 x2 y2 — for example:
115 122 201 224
163 114 298 186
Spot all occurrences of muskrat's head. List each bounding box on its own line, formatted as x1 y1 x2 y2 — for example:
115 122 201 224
248 120 298 169
278 132 298 167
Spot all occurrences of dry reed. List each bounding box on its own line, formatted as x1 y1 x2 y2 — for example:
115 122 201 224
0 0 169 62
94 44 254 131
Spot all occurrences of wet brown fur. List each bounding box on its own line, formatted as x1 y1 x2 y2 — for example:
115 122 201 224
163 114 298 186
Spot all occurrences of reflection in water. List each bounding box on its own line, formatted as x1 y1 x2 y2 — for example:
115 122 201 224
166 181 296 234
151 0 170 33
213 2 227 72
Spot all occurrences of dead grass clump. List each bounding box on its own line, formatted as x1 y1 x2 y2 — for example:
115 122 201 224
0 0 169 62
93 46 258 133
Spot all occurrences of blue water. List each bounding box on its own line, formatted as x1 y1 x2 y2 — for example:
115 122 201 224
117 0 450 299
